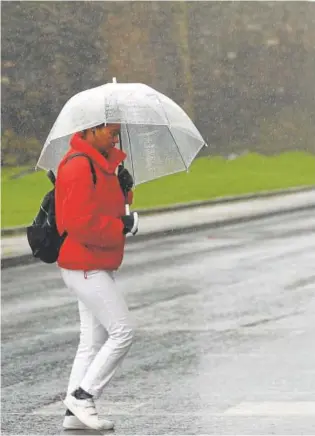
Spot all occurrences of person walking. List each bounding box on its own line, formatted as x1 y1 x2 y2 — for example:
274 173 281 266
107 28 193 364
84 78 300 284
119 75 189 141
55 123 138 430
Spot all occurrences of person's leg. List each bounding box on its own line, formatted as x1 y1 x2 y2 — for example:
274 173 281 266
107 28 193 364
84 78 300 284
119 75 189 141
78 271 133 397
66 300 108 396
61 268 113 430
62 268 133 430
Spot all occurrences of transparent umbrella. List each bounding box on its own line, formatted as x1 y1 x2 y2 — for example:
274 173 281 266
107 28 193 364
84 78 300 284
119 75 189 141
36 79 207 186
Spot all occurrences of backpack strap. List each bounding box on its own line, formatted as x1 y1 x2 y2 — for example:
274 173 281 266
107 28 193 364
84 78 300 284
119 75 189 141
47 170 56 185
64 153 97 185
46 153 97 186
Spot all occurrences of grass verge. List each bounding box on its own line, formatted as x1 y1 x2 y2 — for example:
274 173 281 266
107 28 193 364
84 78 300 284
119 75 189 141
1 152 314 228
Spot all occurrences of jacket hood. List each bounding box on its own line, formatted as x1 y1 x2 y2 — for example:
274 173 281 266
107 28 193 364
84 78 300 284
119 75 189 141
68 133 127 174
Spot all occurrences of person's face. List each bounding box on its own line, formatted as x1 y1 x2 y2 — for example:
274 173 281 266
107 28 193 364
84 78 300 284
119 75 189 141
84 124 121 153
94 124 121 152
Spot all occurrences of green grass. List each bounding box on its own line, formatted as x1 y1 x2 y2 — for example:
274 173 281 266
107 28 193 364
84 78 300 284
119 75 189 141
1 152 314 228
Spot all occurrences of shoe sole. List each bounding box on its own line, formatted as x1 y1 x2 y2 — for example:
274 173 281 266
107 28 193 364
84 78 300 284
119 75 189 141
63 421 114 431
63 424 89 430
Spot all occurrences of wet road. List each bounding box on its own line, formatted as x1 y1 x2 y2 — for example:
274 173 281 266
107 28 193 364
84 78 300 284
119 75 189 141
2 209 315 435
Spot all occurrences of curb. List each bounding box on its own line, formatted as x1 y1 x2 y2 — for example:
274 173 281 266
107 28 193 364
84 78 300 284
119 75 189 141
128 202 315 243
2 201 314 270
1 185 314 237
134 185 315 216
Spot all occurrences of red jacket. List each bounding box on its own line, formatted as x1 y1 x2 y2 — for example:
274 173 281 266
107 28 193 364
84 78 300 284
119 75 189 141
55 133 133 271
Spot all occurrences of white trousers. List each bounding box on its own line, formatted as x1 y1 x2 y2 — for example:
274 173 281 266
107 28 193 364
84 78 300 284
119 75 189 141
60 268 133 398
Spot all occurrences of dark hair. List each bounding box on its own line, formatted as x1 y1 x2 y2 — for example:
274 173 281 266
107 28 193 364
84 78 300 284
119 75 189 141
81 123 106 138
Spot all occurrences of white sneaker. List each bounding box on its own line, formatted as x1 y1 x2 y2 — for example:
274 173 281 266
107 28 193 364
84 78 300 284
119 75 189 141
62 414 115 430
63 395 114 431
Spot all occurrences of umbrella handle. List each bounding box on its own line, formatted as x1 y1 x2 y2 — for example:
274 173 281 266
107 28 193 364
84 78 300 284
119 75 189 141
118 132 131 216
124 205 139 236
117 127 133 218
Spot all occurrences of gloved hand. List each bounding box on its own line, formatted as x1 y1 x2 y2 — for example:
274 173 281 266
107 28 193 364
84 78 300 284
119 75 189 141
118 166 134 195
121 212 139 235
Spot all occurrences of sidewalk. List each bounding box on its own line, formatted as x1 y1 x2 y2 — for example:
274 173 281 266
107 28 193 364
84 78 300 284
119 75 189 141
1 189 314 268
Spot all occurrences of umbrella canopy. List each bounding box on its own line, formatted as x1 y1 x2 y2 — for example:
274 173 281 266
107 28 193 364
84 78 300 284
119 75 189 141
36 82 207 185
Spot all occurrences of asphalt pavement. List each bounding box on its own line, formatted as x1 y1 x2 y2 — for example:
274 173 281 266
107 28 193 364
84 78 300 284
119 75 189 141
2 209 315 435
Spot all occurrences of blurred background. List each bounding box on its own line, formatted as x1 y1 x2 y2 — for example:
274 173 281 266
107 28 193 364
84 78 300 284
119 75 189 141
2 1 315 167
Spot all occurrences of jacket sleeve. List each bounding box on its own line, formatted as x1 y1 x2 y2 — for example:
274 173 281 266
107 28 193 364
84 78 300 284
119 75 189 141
57 158 124 248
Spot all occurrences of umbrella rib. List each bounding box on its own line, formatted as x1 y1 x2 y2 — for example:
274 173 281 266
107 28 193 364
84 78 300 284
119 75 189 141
125 123 136 186
167 127 189 171
155 94 171 127
154 94 189 170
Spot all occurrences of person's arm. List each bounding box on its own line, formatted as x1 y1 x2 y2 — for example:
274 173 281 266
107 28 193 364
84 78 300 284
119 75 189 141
58 158 124 248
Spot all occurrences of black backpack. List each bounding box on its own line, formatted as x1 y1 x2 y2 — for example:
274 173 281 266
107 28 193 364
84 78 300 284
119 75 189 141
26 153 97 264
